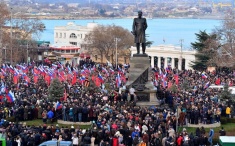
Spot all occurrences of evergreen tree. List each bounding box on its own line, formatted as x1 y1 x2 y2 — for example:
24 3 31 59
219 84 232 101
191 30 215 70
181 78 190 92
48 78 64 101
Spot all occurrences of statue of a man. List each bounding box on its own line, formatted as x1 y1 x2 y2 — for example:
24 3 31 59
132 11 148 54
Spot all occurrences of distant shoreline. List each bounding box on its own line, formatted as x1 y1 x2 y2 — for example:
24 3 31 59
25 15 225 21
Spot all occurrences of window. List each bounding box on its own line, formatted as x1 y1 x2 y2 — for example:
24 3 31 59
61 50 65 53
60 33 62 38
64 33 66 38
66 50 70 53
81 34 82 38
70 33 77 38
69 42 77 46
71 50 75 53
56 32 58 38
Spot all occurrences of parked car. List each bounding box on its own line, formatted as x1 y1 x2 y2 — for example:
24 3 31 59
39 140 72 146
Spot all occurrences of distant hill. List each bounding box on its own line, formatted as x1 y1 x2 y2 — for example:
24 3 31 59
34 0 89 3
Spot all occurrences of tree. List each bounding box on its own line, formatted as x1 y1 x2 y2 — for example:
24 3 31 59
190 30 218 70
0 4 45 64
146 34 154 47
219 84 232 102
84 25 134 63
212 14 235 67
180 78 190 92
48 78 64 101
0 2 10 26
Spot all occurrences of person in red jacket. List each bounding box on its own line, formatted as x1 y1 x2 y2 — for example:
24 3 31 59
142 132 149 146
177 134 183 146
112 135 119 146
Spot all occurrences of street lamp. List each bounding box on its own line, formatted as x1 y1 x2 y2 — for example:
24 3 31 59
3 47 6 63
27 41 29 64
114 38 120 69
179 39 184 70
10 8 13 65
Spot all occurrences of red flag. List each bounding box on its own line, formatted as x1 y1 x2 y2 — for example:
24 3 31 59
24 76 30 83
13 75 18 84
72 75 77 85
64 89 67 101
34 75 39 83
155 72 158 80
174 74 179 85
168 81 172 89
95 77 101 87
45 75 51 85
91 75 96 82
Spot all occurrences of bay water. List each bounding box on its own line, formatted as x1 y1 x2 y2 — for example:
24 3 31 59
40 18 221 49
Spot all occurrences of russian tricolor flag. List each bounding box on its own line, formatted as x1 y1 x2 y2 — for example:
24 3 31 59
202 73 207 79
56 102 62 110
6 91 15 102
116 74 121 88
204 81 210 89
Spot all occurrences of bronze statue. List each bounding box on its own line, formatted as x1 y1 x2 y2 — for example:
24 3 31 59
132 11 148 54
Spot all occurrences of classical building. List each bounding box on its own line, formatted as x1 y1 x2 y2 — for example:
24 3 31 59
130 45 196 70
52 22 99 64
54 22 98 47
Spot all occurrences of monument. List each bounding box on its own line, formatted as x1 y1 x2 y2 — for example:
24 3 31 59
126 11 159 107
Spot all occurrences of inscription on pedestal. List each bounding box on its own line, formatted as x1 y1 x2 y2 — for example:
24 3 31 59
136 93 150 102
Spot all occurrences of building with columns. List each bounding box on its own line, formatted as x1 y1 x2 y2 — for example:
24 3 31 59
50 22 98 64
130 45 196 70
54 22 98 47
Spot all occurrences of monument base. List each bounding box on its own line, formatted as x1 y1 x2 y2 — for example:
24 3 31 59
133 53 148 57
126 55 160 107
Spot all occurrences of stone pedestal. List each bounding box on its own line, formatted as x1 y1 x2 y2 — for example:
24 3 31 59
126 54 160 107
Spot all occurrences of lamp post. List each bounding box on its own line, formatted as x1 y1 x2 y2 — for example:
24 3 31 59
27 42 29 64
3 47 6 63
115 38 118 69
114 38 120 69
179 39 184 70
0 26 2 64
10 8 13 65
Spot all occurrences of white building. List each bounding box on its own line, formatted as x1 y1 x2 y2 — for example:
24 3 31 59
51 22 98 64
54 22 98 47
130 45 196 70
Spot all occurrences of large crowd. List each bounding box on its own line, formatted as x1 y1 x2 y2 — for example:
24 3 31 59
0 59 233 146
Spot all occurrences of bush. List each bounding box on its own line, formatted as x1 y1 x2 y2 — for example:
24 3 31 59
220 117 227 124
213 138 220 146
227 118 235 123
6 116 15 122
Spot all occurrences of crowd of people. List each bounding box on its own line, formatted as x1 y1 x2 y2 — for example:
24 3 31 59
0 59 233 146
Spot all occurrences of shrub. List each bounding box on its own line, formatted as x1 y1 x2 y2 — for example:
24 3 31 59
227 118 235 123
6 116 15 122
220 117 227 124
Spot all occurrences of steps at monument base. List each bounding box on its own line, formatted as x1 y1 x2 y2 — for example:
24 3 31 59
136 101 160 107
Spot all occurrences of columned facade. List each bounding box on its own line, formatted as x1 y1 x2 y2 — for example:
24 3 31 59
130 45 196 70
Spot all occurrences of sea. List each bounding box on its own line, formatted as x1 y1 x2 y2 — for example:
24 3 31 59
39 18 221 49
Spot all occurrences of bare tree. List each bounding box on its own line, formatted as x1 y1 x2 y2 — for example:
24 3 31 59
0 7 45 64
84 25 134 63
213 14 235 67
0 2 10 26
